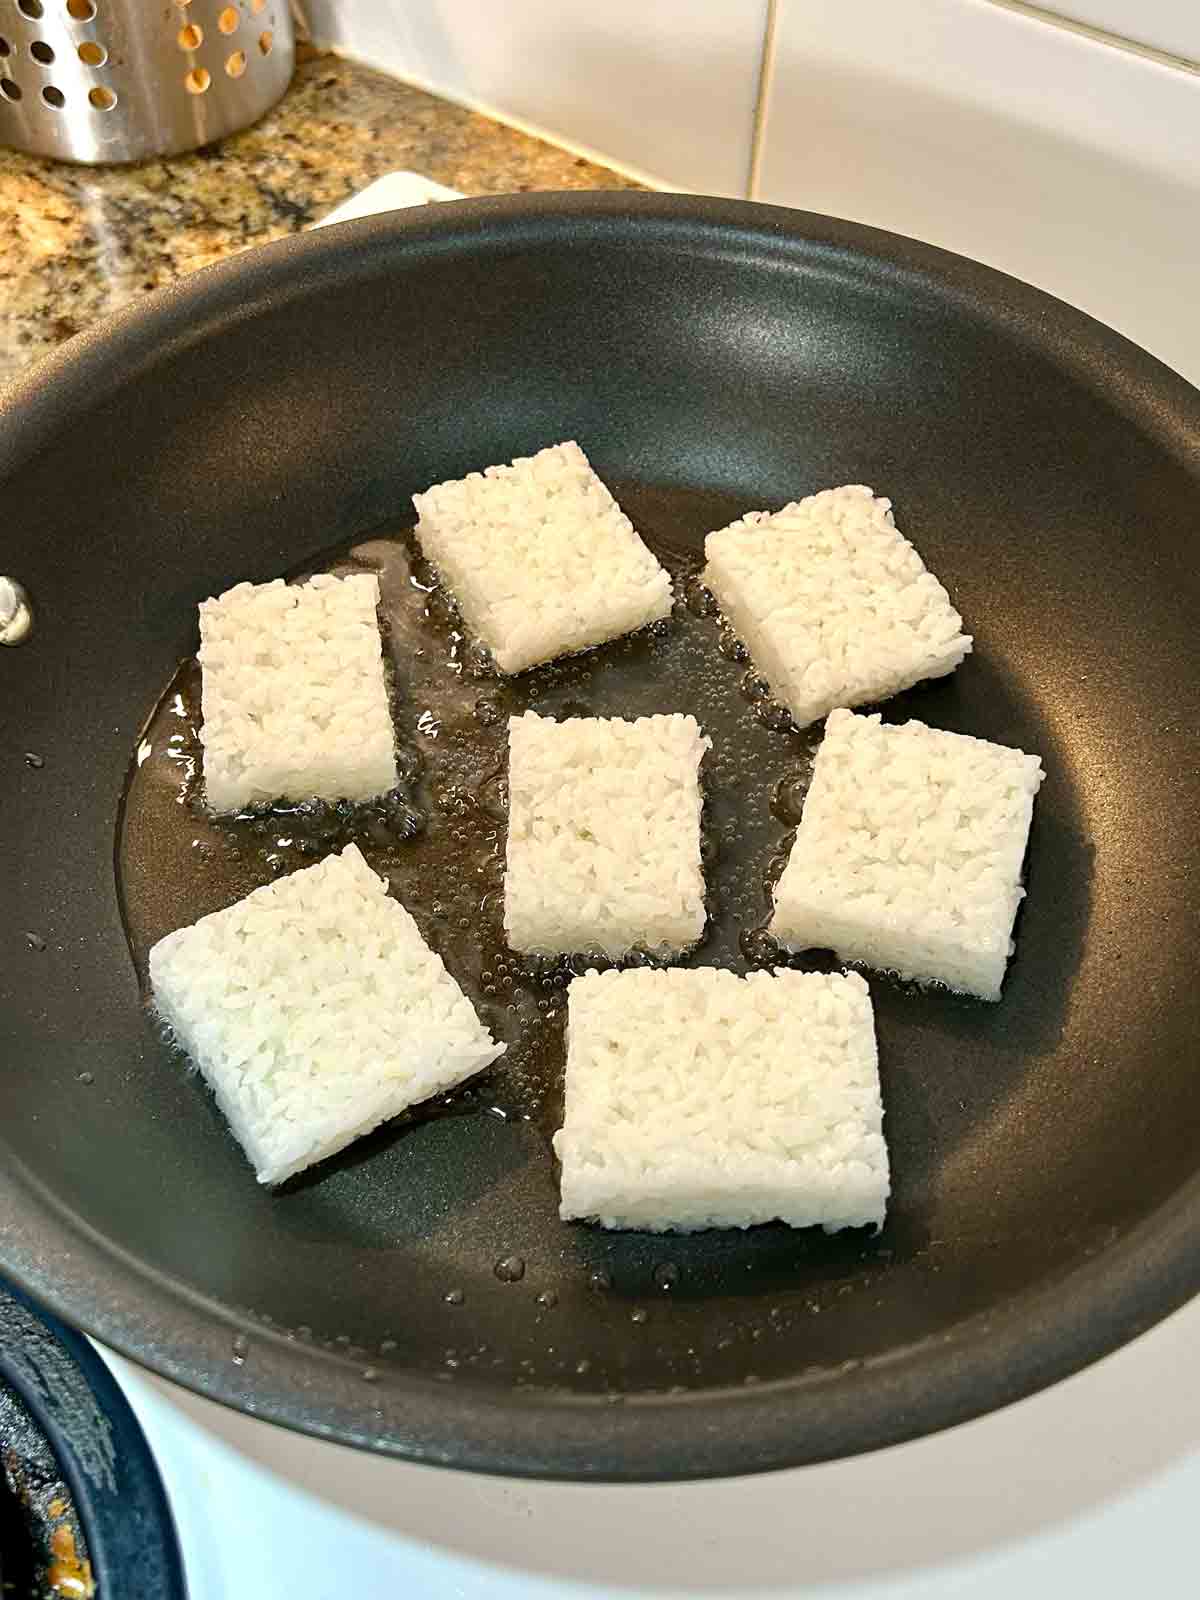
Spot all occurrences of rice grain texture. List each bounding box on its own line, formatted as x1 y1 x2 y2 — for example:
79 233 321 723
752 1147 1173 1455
554 967 888 1231
504 710 710 958
148 844 504 1185
771 708 1044 1000
703 485 972 728
412 440 672 674
199 573 397 813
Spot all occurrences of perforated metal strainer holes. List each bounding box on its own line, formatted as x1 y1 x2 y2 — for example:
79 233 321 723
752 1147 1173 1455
5 0 292 161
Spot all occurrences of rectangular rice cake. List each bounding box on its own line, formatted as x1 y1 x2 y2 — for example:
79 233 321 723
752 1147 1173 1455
199 573 397 813
149 845 504 1185
771 708 1044 1000
412 440 672 674
504 710 709 959
703 485 971 728
554 967 888 1232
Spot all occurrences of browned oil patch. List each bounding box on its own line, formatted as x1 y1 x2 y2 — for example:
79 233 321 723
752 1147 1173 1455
116 486 818 1144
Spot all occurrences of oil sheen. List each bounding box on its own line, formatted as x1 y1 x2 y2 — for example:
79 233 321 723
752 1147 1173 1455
115 484 823 1143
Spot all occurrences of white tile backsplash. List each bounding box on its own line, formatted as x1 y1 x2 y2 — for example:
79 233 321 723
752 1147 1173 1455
1019 0 1200 63
757 0 1200 383
305 0 770 195
307 0 1200 383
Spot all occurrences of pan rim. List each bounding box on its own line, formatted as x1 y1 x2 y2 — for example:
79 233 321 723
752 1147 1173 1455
1 192 1198 1480
3 1147 1199 1481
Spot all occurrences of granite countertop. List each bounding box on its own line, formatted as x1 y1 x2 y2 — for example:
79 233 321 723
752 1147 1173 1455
0 46 637 383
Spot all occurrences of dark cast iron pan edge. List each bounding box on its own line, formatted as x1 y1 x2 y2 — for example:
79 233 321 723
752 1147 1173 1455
0 1278 185 1596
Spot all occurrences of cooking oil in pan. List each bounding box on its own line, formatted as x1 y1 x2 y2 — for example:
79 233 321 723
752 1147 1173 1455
115 485 823 1149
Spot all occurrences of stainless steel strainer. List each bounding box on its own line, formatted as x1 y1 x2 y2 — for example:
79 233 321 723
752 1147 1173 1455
0 0 294 163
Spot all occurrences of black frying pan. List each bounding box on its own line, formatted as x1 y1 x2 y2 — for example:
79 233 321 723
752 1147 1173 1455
1 195 1197 1481
0 1279 184 1598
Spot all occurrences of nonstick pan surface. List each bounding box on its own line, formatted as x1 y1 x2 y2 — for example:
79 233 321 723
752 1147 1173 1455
1 194 1197 1481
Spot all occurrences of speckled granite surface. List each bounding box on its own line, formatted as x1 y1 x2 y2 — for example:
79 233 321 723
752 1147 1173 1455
0 47 637 382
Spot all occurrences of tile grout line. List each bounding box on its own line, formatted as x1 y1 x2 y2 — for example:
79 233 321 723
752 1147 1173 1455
983 0 1200 76
747 0 780 200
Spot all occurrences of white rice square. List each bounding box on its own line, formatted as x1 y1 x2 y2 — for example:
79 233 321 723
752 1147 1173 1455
504 711 710 959
149 845 504 1185
771 709 1044 1000
412 440 672 674
199 573 397 814
554 967 888 1232
703 485 972 728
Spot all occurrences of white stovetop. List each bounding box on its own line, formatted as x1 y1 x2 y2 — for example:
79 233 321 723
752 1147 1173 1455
100 1290 1199 1599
